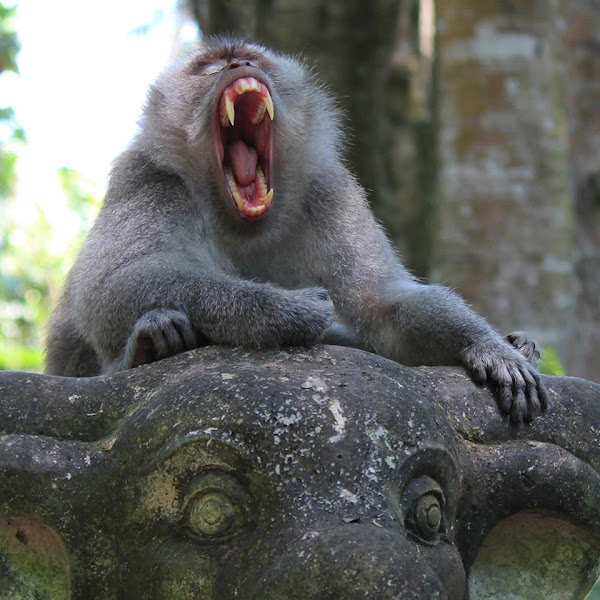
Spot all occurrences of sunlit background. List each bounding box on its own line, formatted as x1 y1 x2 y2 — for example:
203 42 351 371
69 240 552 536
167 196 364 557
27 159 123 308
0 0 198 369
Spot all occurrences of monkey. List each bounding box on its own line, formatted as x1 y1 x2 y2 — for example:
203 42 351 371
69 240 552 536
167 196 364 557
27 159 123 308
45 37 547 423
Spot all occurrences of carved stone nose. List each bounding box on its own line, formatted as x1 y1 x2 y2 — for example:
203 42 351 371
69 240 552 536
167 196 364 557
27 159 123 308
253 525 466 599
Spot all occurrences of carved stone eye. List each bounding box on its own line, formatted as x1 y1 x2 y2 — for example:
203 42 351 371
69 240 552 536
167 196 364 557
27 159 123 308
400 475 446 544
196 59 228 76
408 493 443 541
183 471 254 543
188 490 245 538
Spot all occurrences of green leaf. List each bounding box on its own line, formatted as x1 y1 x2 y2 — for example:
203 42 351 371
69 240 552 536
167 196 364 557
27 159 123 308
539 347 567 376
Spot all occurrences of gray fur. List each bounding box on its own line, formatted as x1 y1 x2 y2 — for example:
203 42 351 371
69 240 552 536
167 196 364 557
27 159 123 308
46 38 547 422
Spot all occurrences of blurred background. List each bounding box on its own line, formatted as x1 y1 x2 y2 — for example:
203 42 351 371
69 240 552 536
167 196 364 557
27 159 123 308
0 0 599 383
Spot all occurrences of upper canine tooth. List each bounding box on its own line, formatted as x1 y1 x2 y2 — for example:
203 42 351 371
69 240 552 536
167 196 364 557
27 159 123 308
264 90 274 120
225 96 235 126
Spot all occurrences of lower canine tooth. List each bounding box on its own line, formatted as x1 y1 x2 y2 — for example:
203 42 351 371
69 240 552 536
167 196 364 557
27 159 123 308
262 189 273 207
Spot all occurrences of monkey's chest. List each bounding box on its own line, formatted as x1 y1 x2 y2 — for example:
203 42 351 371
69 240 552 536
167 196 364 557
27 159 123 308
236 254 319 291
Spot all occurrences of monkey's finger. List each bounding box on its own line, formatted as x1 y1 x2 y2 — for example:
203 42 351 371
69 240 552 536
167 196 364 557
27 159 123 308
506 362 527 391
532 371 548 411
521 362 547 413
506 332 541 367
171 314 197 350
498 382 513 415
130 331 158 367
525 381 541 419
527 342 541 365
468 358 488 384
506 332 524 345
161 324 188 356
155 328 174 357
510 386 527 424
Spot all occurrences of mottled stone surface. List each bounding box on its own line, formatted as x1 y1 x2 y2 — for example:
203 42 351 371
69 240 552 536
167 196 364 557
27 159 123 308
0 345 599 598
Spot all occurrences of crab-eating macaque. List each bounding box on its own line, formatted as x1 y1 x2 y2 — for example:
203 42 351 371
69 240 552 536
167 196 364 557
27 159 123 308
45 38 547 423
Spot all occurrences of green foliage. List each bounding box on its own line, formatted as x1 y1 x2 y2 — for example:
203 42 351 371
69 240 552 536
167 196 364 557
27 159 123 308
0 3 103 372
539 347 567 376
0 2 19 75
0 169 100 372
0 4 23 203
0 3 100 372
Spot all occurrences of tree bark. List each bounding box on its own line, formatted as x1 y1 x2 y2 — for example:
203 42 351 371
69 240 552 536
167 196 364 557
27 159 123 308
434 0 582 375
559 0 600 381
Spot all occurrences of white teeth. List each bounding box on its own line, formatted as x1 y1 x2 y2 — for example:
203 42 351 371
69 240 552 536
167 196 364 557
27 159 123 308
261 189 273 207
224 169 244 209
222 81 273 127
256 166 267 195
244 204 267 217
225 167 273 214
255 167 273 205
250 93 274 125
251 103 266 125
264 90 274 121
225 96 235 126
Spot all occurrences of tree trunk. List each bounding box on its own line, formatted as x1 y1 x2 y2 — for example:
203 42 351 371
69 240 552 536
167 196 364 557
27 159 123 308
434 0 583 375
559 0 600 381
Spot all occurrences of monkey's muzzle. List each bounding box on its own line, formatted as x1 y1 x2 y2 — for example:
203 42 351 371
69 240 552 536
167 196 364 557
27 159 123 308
217 76 274 218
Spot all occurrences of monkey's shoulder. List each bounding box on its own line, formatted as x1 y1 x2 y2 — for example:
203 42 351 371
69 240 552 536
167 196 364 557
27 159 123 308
106 150 189 208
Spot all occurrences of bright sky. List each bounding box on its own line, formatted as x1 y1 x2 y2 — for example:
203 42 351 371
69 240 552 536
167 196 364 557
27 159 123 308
1 0 198 234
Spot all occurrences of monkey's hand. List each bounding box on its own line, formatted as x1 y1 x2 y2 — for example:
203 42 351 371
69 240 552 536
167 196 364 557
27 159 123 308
321 321 364 349
186 284 334 349
267 287 335 347
111 308 197 372
506 331 541 368
462 336 548 423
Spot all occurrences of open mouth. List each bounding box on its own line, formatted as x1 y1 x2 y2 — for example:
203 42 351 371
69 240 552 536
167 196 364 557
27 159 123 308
216 76 274 218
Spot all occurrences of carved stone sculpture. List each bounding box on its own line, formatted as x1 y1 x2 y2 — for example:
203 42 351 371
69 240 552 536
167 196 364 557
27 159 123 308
0 346 599 598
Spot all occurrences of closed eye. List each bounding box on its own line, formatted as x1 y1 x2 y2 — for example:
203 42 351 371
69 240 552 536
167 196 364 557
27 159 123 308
196 59 228 76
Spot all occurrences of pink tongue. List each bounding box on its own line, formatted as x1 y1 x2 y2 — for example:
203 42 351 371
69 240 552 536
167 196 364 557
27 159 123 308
229 140 257 186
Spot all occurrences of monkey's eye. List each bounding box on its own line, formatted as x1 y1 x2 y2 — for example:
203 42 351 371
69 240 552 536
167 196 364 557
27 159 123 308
400 475 446 544
182 471 254 544
196 59 228 76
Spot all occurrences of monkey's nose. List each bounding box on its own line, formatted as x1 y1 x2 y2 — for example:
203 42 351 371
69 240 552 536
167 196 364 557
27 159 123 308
228 59 253 69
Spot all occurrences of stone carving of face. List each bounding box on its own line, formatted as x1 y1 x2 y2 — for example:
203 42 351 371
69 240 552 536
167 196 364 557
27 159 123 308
0 346 599 598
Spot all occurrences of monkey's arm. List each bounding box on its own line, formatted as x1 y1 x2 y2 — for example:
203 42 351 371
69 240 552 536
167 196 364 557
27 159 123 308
45 152 336 376
71 259 334 373
313 179 546 422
